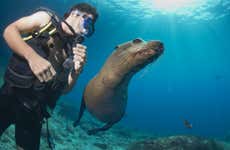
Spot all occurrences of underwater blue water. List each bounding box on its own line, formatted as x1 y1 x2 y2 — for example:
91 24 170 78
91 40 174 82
0 0 230 139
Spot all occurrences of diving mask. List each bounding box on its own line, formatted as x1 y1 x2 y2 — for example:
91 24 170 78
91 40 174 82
73 10 94 37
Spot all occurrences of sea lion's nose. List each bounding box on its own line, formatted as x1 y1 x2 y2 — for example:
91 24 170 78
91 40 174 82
148 41 164 53
158 42 164 52
155 42 164 53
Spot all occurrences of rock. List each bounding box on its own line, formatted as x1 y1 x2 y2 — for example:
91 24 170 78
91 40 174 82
127 135 224 150
94 143 108 149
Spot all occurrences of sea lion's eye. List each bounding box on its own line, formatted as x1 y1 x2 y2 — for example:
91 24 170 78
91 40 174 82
133 38 143 44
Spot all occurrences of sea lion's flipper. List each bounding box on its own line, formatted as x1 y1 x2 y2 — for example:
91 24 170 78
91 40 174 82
87 122 114 135
73 97 86 127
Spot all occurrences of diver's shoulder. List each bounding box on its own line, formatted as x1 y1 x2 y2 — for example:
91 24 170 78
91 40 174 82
31 11 51 20
30 11 52 27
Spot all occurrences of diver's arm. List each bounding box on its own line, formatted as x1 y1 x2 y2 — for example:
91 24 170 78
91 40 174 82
3 11 50 60
3 11 56 82
62 70 81 94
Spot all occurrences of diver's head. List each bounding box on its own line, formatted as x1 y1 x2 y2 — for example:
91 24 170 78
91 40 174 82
62 3 98 37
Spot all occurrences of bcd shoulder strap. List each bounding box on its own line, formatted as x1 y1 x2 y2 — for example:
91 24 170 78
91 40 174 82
23 7 61 41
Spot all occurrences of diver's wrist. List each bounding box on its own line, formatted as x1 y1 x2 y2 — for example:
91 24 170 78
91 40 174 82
25 50 39 62
70 67 81 79
73 68 81 75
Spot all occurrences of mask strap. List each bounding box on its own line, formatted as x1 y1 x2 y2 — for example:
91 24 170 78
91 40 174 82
62 20 77 37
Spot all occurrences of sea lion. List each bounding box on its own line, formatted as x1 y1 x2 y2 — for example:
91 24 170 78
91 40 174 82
73 38 164 135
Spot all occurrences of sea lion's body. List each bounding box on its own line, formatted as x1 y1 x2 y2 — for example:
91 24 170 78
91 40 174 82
74 38 164 134
84 68 129 123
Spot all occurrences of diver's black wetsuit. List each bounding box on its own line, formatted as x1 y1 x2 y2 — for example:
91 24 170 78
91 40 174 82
0 67 65 150
0 4 89 148
0 8 73 150
0 83 57 150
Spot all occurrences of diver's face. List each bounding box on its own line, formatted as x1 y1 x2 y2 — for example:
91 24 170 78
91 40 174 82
68 10 94 36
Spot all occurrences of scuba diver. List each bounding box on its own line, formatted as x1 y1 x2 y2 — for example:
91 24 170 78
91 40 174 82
0 3 98 150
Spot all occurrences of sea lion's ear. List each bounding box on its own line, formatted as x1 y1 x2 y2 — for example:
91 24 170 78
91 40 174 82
133 38 143 44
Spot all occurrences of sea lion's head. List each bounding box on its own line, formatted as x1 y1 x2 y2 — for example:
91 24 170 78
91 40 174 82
110 38 164 74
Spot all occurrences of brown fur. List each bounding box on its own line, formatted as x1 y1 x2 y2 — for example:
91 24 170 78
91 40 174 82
84 38 164 123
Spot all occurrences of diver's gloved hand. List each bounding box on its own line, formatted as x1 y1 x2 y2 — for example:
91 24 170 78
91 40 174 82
27 52 56 82
72 44 87 74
